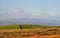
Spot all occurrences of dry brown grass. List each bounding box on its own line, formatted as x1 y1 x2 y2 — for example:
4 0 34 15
0 28 60 38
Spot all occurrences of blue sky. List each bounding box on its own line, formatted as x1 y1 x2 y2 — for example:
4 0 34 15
0 0 60 24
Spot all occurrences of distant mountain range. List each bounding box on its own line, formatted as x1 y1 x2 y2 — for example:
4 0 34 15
0 18 60 26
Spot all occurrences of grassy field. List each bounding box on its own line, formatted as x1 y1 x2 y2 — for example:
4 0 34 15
0 24 60 29
0 24 60 38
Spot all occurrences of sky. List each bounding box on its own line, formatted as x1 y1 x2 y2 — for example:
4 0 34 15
0 0 60 24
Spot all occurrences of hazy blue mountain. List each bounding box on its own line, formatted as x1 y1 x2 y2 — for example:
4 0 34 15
0 18 60 26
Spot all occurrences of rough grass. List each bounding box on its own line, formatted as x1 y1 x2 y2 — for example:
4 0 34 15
0 28 60 38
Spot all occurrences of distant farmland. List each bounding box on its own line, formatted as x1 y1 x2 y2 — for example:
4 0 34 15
0 24 60 29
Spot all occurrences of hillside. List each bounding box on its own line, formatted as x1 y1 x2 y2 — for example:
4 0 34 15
0 24 60 29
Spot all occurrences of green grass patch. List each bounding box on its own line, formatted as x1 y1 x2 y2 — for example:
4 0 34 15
0 24 19 29
21 24 60 29
0 24 60 29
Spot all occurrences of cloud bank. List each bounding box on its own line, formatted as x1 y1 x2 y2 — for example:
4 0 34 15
0 9 60 25
0 9 60 21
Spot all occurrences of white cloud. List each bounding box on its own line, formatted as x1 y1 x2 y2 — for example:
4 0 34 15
0 9 60 21
7 9 32 19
